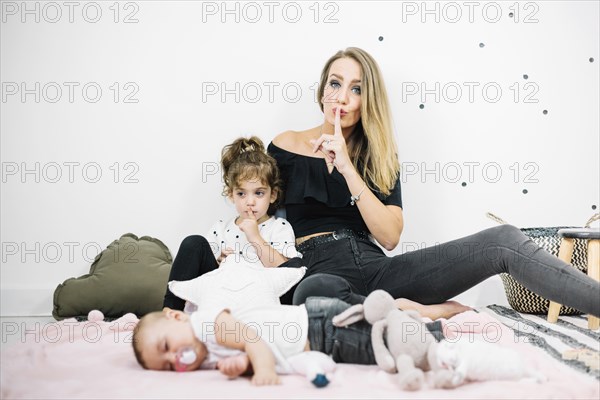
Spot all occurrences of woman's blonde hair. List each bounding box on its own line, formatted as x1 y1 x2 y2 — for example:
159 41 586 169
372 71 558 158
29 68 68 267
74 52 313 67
317 47 399 195
221 136 282 212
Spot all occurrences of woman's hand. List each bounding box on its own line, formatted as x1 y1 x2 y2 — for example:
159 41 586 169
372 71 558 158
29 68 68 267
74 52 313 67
310 108 404 249
310 107 354 176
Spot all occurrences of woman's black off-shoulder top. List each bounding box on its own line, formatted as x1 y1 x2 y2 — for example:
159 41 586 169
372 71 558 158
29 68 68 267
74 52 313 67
267 142 403 238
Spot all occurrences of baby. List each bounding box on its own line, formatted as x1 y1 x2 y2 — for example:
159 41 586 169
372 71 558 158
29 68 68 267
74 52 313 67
132 296 444 385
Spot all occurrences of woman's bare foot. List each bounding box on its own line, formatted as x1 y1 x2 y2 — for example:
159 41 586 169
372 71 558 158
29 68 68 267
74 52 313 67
217 354 251 379
395 298 472 320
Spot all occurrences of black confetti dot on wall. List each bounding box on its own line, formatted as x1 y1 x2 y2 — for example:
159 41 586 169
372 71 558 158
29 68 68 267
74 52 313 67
543 110 548 115
523 74 529 80
590 57 595 63
479 42 485 48
461 182 467 187
522 189 528 194
378 36 384 41
592 205 597 210
236 235 239 238
419 104 425 109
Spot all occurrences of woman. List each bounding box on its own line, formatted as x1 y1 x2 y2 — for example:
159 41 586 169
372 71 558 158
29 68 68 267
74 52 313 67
266 47 599 318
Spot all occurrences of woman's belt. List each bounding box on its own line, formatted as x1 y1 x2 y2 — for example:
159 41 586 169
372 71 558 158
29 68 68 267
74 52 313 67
297 229 373 253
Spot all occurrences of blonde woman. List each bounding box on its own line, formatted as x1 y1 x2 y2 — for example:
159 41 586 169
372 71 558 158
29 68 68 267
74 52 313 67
267 47 600 319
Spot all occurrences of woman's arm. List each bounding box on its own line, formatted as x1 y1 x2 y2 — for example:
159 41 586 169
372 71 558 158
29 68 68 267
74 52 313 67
312 108 403 250
341 170 403 251
214 310 280 385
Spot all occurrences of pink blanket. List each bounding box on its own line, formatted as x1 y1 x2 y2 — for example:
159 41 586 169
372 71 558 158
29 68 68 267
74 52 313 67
2 310 598 399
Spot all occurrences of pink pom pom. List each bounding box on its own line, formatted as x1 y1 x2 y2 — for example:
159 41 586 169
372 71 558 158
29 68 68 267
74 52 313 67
88 310 104 322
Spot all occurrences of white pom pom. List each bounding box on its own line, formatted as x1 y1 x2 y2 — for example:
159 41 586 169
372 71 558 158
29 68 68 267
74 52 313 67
88 310 104 322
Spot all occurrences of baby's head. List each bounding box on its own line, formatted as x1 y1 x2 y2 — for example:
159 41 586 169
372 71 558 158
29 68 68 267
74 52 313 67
132 308 207 371
221 136 282 221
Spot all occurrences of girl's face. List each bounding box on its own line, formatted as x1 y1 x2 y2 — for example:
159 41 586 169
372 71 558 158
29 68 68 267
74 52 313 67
322 57 363 130
230 178 276 224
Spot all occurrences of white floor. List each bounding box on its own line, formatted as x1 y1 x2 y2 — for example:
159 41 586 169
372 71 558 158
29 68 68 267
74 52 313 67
1 316 57 351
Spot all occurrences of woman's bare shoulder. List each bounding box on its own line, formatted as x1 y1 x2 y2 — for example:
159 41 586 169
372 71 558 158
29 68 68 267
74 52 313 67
272 130 300 148
272 128 318 152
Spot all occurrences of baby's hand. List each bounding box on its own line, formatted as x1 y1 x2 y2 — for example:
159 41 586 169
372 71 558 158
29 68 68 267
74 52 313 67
251 370 280 386
451 369 466 386
217 354 250 379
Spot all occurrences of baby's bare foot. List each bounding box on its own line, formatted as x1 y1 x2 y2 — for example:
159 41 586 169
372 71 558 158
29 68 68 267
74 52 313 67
217 354 250 379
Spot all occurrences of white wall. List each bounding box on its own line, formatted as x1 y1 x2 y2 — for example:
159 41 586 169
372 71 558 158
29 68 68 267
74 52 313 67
1 0 598 316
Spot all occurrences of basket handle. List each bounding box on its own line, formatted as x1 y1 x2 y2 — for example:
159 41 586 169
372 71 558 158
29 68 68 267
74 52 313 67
486 212 599 228
584 213 599 228
485 212 508 225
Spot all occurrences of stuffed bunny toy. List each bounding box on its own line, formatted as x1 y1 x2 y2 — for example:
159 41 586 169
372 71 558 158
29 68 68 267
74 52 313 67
332 290 457 391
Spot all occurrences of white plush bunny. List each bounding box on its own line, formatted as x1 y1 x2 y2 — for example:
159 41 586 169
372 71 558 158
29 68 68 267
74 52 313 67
432 339 546 385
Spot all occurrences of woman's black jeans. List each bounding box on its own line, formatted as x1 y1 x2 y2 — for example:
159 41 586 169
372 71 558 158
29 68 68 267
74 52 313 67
164 225 600 317
293 225 600 317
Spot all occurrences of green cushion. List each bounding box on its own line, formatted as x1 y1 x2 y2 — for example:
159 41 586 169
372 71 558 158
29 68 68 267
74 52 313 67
53 233 172 320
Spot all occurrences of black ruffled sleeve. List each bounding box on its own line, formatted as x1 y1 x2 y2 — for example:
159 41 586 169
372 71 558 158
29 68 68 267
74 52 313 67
377 175 403 208
268 142 352 207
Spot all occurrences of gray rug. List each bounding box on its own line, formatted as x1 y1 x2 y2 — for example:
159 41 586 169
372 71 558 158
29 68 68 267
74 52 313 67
482 304 599 380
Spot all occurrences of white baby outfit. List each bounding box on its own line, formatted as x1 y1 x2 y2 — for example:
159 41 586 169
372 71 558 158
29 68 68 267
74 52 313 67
191 304 309 373
167 215 307 370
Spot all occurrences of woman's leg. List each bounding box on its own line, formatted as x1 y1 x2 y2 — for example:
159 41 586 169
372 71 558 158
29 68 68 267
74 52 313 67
293 273 366 305
277 257 305 305
163 235 218 310
294 273 470 319
377 224 600 316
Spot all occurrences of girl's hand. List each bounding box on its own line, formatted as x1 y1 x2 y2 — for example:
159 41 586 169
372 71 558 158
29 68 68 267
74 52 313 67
310 106 353 175
217 247 234 264
238 207 260 240
251 370 281 386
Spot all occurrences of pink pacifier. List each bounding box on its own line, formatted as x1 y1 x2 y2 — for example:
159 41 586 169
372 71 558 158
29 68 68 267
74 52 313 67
174 347 197 372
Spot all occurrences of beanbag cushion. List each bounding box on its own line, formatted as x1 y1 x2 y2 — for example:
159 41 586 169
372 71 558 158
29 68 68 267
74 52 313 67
53 233 172 320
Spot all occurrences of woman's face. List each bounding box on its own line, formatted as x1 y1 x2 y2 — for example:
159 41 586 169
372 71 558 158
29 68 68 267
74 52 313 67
322 57 363 130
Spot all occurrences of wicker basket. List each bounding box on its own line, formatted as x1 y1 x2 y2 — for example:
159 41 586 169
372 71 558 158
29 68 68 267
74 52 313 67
500 227 588 315
487 213 598 315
